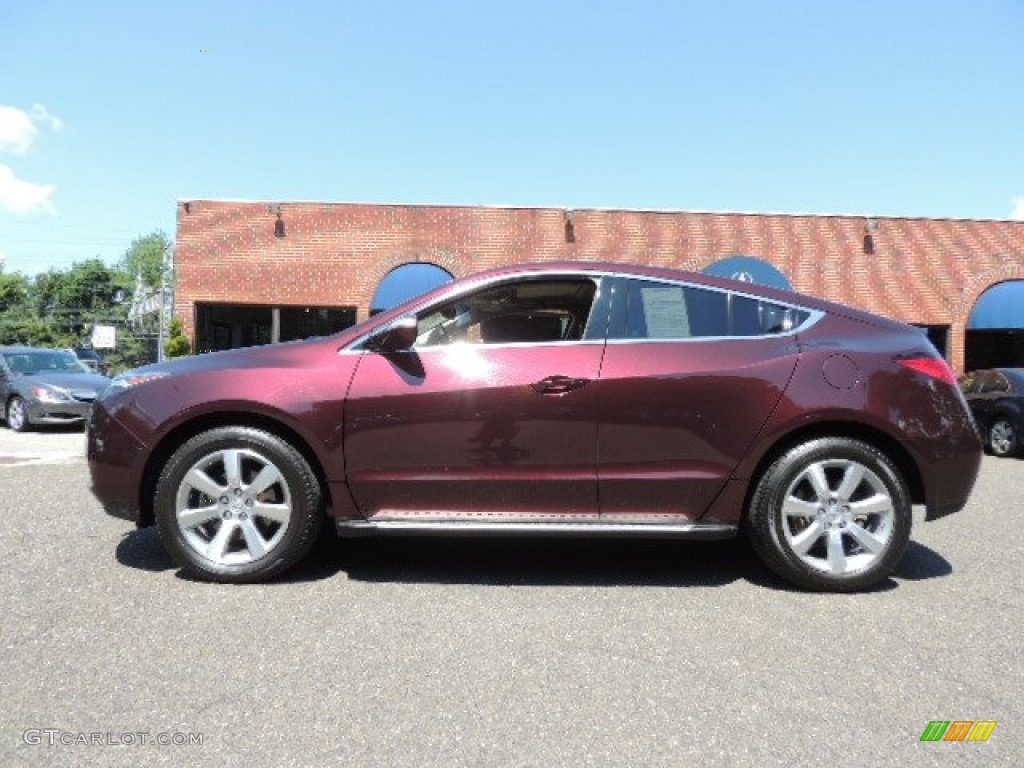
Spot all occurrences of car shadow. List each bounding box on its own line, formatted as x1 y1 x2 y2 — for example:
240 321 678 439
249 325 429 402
892 540 954 581
19 423 85 434
114 526 954 591
303 536 755 588
115 527 176 572
287 532 956 591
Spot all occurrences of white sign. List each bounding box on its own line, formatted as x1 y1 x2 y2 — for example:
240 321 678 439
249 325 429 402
91 325 116 349
640 285 691 338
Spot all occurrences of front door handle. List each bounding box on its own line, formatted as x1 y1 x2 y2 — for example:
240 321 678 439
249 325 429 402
531 375 590 395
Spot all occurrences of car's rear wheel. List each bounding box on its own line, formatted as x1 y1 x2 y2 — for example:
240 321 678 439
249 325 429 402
988 418 1018 457
6 396 30 432
747 438 911 592
154 427 323 583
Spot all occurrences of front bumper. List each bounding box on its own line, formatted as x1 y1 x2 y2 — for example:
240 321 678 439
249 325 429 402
87 404 148 524
27 398 93 425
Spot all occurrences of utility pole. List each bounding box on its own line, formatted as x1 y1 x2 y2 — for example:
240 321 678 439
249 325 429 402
157 242 172 362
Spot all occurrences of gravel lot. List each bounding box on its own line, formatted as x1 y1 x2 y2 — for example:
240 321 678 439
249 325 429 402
0 430 1020 767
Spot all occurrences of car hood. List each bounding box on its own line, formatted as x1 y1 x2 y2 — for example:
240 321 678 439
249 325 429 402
123 337 337 379
17 371 111 394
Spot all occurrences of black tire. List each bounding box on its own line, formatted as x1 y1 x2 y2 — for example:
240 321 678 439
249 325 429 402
987 418 1019 458
747 438 912 592
154 427 323 583
6 396 31 432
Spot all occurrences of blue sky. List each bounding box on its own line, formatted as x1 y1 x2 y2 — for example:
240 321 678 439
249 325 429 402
2 1 1022 275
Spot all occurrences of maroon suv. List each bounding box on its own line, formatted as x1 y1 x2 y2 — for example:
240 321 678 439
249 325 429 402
88 262 981 591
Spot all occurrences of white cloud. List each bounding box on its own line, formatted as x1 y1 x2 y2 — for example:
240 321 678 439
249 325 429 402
30 103 64 132
0 163 55 214
0 104 64 155
0 106 38 154
1012 196 1024 221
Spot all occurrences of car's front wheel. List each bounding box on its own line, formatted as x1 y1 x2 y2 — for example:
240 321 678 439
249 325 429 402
154 427 324 583
6 396 30 432
747 438 912 592
988 418 1019 457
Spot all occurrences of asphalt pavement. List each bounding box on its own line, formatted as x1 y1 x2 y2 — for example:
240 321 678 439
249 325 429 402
0 432 1020 767
0 425 85 467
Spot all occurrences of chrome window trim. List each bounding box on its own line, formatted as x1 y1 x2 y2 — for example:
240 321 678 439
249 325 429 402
603 311 824 344
341 268 824 353
338 339 608 356
609 271 823 340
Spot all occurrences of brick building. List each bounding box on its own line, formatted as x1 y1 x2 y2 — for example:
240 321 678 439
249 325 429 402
174 200 1024 372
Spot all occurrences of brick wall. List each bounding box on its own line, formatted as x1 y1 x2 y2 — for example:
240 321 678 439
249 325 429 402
175 200 1024 371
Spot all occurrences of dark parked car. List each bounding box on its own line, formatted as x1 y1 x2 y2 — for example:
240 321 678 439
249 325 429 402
0 346 111 431
88 262 981 591
959 368 1024 457
70 346 109 375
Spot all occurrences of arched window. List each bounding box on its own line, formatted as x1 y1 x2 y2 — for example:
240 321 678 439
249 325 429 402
965 280 1024 371
968 281 1024 330
371 263 454 315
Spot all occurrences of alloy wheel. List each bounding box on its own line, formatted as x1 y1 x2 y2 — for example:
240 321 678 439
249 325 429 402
174 448 293 566
989 420 1016 456
7 397 27 431
779 458 895 576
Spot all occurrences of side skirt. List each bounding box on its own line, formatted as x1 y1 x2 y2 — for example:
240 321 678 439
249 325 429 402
336 519 738 539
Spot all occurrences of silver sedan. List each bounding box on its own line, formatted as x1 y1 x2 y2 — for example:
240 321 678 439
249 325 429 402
0 346 111 431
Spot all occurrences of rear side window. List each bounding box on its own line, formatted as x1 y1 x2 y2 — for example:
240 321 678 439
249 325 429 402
731 295 809 336
620 279 808 340
623 282 728 339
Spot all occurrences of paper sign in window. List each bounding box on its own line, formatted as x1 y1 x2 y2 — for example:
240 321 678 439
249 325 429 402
639 285 691 338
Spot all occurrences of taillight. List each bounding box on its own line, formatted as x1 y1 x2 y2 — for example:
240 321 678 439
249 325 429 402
896 357 957 386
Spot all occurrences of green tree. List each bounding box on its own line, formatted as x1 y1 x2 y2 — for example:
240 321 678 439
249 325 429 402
165 316 191 358
0 271 30 314
34 259 129 340
120 231 170 289
0 316 62 347
0 230 171 366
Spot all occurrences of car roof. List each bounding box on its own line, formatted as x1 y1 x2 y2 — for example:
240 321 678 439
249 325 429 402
328 260 911 350
0 346 76 354
459 261 884 311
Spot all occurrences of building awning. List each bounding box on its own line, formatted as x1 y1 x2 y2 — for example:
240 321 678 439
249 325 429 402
702 256 792 291
968 281 1024 330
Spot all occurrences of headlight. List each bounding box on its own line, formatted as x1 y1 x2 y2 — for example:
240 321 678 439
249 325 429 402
106 371 171 392
31 386 71 403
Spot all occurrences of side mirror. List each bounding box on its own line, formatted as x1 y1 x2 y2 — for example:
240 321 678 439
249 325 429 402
366 316 418 353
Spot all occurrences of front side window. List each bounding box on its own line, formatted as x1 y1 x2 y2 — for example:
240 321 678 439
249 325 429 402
415 278 597 347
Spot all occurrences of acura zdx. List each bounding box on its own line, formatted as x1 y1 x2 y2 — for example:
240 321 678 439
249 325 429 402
88 263 981 591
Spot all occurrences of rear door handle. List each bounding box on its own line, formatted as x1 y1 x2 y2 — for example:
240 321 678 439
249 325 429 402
531 375 590 395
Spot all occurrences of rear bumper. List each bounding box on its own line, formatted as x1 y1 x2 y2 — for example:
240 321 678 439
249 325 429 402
922 447 982 521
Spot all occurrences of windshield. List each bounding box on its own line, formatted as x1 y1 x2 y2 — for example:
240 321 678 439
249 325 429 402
2 350 89 374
